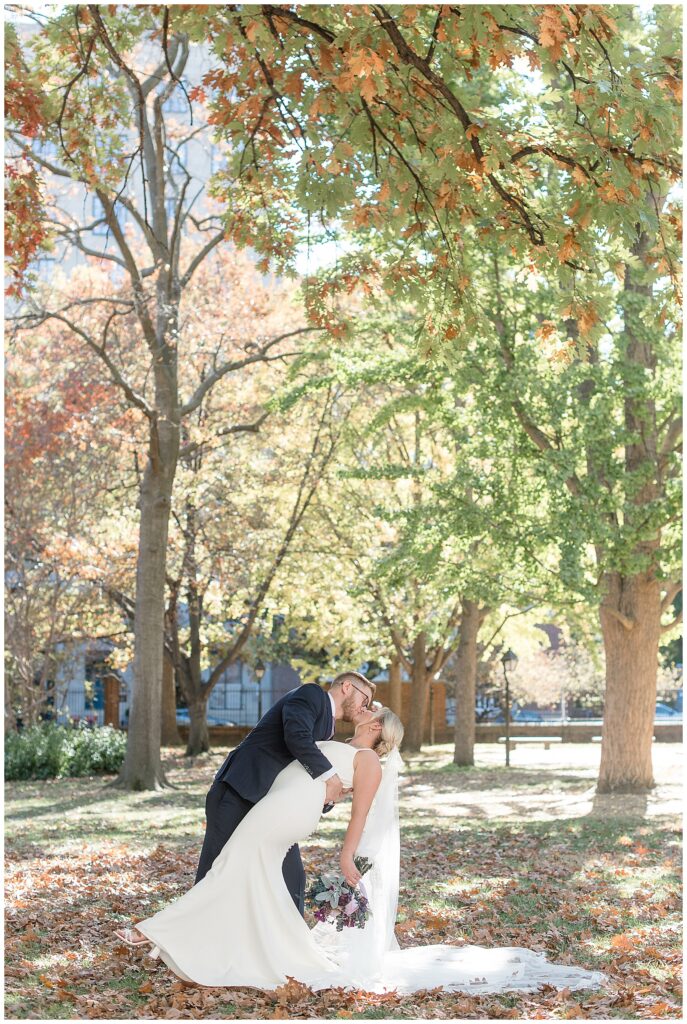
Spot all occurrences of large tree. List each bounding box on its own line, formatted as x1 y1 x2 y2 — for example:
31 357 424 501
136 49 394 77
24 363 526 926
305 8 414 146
457 225 681 790
187 5 680 302
7 10 315 787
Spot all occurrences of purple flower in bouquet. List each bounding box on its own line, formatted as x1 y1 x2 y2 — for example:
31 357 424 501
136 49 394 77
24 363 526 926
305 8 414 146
305 857 373 931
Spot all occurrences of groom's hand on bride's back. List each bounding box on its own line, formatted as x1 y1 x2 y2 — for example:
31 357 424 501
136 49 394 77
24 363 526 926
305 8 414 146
323 774 347 812
324 774 344 804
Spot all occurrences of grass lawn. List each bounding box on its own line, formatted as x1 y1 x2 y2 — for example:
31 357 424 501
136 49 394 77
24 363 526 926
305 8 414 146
5 742 682 1020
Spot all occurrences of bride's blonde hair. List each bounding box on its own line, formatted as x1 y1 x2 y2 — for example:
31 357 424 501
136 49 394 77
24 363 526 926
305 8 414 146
369 707 404 757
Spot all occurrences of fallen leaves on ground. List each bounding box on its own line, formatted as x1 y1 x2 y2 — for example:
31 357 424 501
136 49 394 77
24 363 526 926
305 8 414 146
4 746 682 1019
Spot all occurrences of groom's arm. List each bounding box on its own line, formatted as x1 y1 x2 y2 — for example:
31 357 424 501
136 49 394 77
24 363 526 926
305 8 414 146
281 685 335 780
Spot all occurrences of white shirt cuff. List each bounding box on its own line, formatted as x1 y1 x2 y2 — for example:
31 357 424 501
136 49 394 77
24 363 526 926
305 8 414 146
318 767 337 781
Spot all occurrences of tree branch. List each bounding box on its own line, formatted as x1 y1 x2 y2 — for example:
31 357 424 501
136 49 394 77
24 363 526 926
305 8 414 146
659 415 682 461
178 411 270 461
11 309 153 417
179 327 317 417
371 4 545 247
661 609 682 635
660 581 682 613
180 231 227 288
603 606 635 631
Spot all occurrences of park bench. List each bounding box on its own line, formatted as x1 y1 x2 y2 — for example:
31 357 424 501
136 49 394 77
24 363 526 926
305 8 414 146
498 736 563 750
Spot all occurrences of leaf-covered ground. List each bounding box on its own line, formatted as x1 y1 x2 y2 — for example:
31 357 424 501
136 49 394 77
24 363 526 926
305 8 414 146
5 742 682 1020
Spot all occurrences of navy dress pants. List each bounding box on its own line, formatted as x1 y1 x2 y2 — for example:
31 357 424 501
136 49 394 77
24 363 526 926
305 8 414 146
194 780 306 915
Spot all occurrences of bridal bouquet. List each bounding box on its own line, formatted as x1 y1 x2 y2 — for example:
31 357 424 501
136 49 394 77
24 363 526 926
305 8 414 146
306 857 373 931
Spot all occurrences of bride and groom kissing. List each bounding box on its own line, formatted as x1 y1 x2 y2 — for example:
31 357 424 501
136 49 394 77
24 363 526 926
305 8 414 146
115 672 606 995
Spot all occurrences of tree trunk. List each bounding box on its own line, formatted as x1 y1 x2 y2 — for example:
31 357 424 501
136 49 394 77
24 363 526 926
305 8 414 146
5 685 17 734
597 216 664 793
403 633 430 752
161 654 181 746
388 655 402 718
187 698 210 756
598 572 662 792
117 428 177 790
453 599 482 766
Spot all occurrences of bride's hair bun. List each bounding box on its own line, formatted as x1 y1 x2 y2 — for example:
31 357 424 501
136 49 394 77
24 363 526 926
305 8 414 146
370 707 404 756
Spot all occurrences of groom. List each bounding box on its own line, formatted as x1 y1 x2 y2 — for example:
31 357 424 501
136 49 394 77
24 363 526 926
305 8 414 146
194 671 376 915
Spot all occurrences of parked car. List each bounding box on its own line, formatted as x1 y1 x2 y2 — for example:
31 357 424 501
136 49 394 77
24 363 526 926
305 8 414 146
512 709 544 723
567 706 600 719
476 707 505 723
655 702 681 718
475 706 544 723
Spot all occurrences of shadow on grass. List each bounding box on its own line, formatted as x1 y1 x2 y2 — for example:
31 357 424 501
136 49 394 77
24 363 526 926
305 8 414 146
5 780 207 825
588 791 649 819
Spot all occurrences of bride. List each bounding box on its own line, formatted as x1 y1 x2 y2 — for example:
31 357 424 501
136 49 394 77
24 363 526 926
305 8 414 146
116 707 605 995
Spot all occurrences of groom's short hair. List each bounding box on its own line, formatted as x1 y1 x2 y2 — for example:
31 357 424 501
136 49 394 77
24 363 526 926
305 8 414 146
330 671 376 698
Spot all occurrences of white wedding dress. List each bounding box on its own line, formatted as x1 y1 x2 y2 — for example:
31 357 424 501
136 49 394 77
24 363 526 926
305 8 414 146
136 741 606 994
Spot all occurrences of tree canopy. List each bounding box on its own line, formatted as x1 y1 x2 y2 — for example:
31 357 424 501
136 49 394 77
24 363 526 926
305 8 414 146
182 4 682 323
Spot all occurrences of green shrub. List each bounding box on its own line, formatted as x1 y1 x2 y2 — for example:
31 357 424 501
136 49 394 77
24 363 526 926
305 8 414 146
4 723 127 781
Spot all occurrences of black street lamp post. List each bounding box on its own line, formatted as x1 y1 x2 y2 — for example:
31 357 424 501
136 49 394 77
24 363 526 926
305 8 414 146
501 649 518 767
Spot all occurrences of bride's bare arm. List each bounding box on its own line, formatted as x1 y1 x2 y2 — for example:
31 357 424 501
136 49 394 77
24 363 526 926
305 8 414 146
339 752 382 886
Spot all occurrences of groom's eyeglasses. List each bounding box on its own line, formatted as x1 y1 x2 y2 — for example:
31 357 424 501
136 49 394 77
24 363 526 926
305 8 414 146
349 682 371 709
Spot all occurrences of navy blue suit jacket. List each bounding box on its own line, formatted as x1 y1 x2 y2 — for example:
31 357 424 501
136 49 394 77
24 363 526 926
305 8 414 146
214 684 334 804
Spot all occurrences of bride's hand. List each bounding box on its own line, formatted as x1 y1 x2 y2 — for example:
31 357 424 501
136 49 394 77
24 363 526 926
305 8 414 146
340 853 361 888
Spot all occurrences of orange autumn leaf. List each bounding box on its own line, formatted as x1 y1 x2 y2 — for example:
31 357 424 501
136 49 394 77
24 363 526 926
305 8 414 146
244 20 260 43
558 232 580 263
538 7 568 61
359 76 376 104
347 49 384 78
663 75 682 102
598 181 627 203
577 206 593 230
578 303 599 338
536 320 558 342
318 43 335 73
